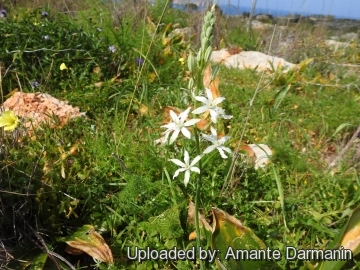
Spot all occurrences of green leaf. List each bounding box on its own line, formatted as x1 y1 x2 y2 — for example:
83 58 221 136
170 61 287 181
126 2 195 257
330 123 353 139
6 241 42 269
211 208 281 270
271 84 291 115
293 58 313 74
315 205 360 270
272 164 288 231
29 252 48 270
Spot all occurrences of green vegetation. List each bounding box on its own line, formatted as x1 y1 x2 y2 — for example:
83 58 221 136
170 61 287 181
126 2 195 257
1 0 360 269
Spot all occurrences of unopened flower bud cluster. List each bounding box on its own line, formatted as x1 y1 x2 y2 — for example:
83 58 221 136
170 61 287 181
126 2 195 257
198 5 216 65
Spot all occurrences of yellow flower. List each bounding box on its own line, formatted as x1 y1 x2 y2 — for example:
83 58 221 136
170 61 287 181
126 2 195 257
60 63 68 70
178 58 185 65
0 110 19 131
148 72 156 83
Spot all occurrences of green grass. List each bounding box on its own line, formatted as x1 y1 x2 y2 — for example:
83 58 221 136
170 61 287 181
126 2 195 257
1 1 360 269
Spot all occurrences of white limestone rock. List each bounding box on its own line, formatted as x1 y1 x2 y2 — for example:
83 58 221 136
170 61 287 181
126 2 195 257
211 49 295 71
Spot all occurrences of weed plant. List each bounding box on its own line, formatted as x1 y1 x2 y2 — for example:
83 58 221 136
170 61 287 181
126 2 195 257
1 0 360 269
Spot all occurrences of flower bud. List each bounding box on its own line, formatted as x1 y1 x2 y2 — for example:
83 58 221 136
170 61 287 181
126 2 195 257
204 45 212 63
208 34 214 43
201 35 208 49
201 32 206 44
187 53 196 73
188 77 194 90
203 21 210 31
197 48 203 64
206 27 213 39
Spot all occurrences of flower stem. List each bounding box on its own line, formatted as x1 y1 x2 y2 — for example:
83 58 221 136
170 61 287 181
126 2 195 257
191 7 215 269
163 168 177 205
195 172 203 269
193 128 204 270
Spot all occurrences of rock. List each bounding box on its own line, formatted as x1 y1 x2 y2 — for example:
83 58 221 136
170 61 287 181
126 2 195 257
323 20 360 31
171 0 207 7
1 91 85 132
211 49 231 61
211 49 295 71
308 16 319 22
247 19 273 30
325 40 350 51
255 14 273 21
330 33 358 41
340 32 358 41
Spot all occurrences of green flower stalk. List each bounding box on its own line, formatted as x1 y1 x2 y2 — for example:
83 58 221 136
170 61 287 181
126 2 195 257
192 4 217 270
161 4 229 270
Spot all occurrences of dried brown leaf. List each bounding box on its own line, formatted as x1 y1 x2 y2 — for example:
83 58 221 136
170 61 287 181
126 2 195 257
187 201 212 232
65 245 84 256
203 64 220 99
65 229 113 263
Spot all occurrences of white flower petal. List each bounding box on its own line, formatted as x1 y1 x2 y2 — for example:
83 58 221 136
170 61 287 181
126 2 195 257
210 126 217 136
173 168 185 178
170 158 185 167
181 127 192 139
169 110 178 122
202 134 216 143
184 170 190 186
192 106 208 115
219 136 230 144
179 107 191 122
222 146 232 153
184 118 200 126
220 113 233 120
162 131 170 143
183 150 190 165
205 88 213 100
217 147 228 159
169 129 180 144
191 155 202 166
194 96 209 104
216 108 233 119
213 96 225 105
161 122 175 129
209 110 219 123
190 166 200 174
203 145 216 154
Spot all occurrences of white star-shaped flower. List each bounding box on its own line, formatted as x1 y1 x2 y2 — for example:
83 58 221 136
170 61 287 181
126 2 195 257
161 107 200 144
202 126 232 159
192 88 232 123
170 150 202 187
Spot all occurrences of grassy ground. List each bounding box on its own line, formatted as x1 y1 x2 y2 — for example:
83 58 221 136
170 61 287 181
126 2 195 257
1 0 360 269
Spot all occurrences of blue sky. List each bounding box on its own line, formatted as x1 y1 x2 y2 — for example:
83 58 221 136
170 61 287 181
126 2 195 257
225 0 360 19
